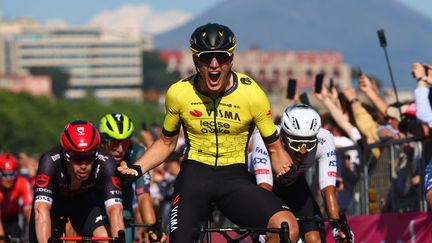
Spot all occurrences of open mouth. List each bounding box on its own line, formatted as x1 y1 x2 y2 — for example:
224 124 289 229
209 71 221 84
78 172 88 179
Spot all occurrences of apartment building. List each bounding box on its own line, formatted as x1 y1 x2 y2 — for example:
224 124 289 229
160 49 351 112
4 22 149 100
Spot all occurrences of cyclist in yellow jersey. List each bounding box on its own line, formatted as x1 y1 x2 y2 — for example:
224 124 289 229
119 23 299 243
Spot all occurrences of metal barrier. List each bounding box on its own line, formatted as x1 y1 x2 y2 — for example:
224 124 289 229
334 136 432 216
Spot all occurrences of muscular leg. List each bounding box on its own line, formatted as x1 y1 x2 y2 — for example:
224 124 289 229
92 225 109 237
266 210 299 243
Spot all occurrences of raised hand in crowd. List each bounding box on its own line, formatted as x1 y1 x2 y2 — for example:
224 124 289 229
342 87 358 105
412 63 432 86
358 74 390 119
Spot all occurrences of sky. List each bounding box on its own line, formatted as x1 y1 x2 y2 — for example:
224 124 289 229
1 0 432 35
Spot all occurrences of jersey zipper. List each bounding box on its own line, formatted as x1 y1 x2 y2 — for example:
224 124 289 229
212 97 219 167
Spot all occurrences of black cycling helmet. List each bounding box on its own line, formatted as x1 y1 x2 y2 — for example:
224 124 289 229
189 23 236 54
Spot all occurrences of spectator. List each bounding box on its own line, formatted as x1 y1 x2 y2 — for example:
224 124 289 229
0 153 32 241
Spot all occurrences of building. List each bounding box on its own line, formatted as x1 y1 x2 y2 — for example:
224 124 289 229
0 73 52 97
1 20 151 100
159 48 351 113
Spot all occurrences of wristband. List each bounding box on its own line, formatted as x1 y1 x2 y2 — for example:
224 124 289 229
349 98 359 105
417 76 427 82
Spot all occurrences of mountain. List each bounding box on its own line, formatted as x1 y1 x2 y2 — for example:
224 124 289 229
154 0 432 89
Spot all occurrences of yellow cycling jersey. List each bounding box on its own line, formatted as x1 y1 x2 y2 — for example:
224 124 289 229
163 71 278 166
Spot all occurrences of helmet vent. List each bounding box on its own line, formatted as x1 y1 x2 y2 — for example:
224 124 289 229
118 123 124 134
310 118 317 131
292 117 300 130
106 122 113 132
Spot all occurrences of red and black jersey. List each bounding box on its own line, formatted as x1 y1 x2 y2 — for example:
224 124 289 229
33 145 122 208
0 176 33 218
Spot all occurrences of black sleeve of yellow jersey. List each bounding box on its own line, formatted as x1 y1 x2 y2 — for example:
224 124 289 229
262 130 278 144
162 127 180 137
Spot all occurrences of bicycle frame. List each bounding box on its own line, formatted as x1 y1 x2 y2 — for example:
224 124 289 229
195 221 291 243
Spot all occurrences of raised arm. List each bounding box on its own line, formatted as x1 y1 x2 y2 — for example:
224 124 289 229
412 63 432 126
315 85 356 139
358 74 388 118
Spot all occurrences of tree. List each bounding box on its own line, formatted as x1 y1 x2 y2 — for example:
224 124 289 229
142 51 180 90
28 66 70 98
0 90 164 154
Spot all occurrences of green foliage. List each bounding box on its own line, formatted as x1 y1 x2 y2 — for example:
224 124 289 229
28 66 70 98
142 51 180 90
0 91 164 155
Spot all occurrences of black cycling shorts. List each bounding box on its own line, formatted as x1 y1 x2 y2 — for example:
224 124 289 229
273 174 324 236
168 160 290 243
29 192 108 243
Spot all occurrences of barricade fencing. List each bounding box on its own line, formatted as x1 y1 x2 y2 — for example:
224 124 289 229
334 136 432 216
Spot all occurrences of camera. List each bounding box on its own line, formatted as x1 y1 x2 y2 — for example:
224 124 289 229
398 117 423 136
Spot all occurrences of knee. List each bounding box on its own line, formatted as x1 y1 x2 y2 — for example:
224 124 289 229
268 210 299 242
92 225 108 237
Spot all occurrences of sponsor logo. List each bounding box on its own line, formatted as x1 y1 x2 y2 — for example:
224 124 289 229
200 120 231 134
191 101 211 105
143 173 151 185
36 174 51 188
35 195 53 203
254 147 268 156
253 157 268 165
51 154 61 161
328 160 337 167
219 102 233 108
172 194 180 206
318 137 326 145
255 169 270 175
240 77 252 85
206 109 241 121
94 164 100 179
266 110 271 117
109 190 122 195
328 171 337 177
77 126 85 135
97 154 108 162
326 150 336 158
170 205 179 233
189 110 203 117
35 188 52 194
111 177 122 190
95 215 105 223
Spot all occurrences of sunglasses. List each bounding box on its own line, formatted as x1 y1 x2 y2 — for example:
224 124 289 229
195 51 233 65
107 139 131 150
65 150 97 164
0 171 17 179
286 137 317 152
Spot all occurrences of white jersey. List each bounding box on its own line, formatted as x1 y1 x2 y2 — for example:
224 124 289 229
248 126 337 189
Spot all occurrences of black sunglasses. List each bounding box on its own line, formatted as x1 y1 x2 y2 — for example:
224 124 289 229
195 51 233 65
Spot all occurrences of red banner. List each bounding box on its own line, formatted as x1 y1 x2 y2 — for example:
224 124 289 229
167 212 432 242
326 212 432 242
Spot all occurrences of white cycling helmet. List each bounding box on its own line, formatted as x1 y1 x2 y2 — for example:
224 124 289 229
280 104 321 138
